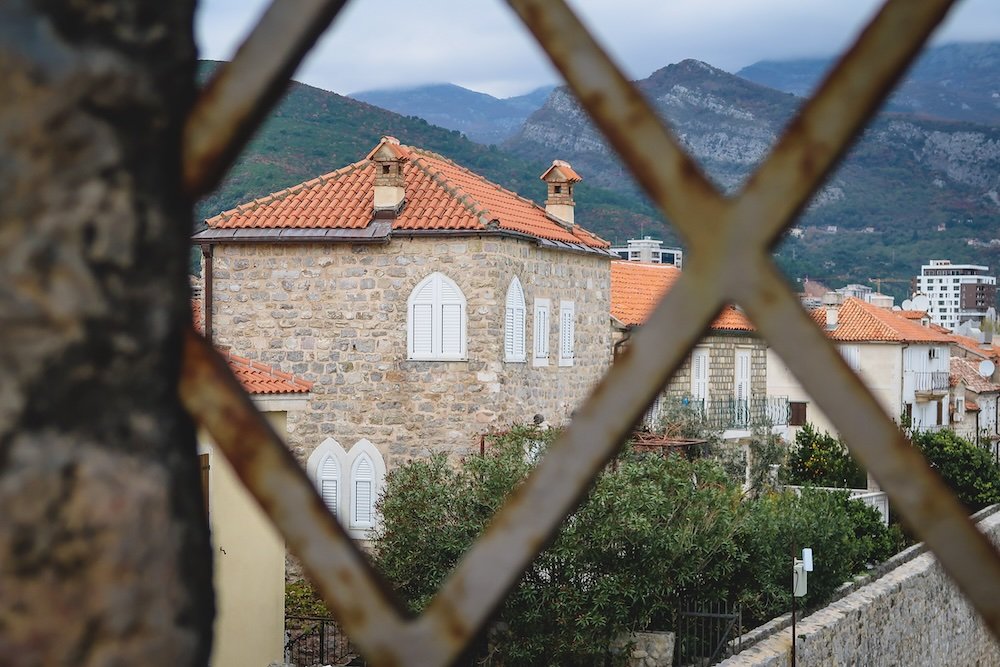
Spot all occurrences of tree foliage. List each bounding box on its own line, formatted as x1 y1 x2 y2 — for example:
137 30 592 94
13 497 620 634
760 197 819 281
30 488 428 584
371 426 897 665
783 423 867 489
911 429 1000 512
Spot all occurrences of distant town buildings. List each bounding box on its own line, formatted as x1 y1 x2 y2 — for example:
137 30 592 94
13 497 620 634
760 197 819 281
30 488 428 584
611 236 683 268
914 259 997 330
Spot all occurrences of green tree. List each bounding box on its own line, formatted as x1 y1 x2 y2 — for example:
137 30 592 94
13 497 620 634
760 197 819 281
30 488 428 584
784 424 866 488
912 429 1000 512
372 428 746 666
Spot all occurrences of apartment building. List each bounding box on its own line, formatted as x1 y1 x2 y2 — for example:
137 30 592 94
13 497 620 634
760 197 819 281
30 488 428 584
915 259 997 330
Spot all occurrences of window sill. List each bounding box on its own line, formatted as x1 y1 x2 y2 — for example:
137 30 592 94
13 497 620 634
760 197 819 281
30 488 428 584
532 357 549 367
558 357 574 367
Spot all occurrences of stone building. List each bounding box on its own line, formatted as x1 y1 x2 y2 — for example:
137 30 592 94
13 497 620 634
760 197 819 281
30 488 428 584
609 261 786 438
193 137 614 531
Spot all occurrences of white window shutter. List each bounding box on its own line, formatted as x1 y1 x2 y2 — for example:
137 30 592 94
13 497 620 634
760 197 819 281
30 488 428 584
735 349 750 401
533 299 550 365
559 301 575 366
319 455 340 516
691 349 709 401
505 278 526 362
839 345 861 372
352 455 374 527
408 273 466 360
411 303 433 356
440 303 462 355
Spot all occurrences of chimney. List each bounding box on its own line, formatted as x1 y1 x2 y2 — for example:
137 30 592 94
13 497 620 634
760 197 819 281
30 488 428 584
367 136 408 214
822 292 843 331
540 160 582 227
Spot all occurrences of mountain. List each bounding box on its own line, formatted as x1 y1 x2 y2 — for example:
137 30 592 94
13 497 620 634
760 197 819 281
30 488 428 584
349 83 555 145
196 63 653 242
737 42 1000 126
506 59 1000 292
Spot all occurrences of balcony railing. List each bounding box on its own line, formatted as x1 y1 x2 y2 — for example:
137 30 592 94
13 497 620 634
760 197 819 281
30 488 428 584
912 371 950 393
646 396 790 431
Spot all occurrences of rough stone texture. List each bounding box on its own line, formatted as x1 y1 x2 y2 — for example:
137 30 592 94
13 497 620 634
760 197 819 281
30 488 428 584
624 631 674 667
0 2 211 665
719 509 1000 666
206 235 611 466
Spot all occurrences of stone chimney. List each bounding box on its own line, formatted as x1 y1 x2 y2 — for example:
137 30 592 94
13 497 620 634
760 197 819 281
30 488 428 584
540 160 582 227
367 136 408 214
823 292 843 331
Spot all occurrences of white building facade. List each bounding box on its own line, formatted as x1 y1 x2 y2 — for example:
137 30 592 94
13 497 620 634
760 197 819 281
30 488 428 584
915 259 997 330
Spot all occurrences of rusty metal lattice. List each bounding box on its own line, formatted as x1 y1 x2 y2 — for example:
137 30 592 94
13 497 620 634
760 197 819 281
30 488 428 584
180 0 1000 664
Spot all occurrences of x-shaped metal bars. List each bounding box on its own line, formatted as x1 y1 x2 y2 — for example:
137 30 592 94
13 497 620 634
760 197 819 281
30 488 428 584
180 0 1000 664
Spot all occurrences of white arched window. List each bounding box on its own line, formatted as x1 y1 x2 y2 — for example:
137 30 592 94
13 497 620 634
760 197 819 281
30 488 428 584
408 272 467 360
307 437 386 539
504 277 526 362
306 437 348 517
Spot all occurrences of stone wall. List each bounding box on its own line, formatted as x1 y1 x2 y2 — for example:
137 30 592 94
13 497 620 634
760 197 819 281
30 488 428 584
719 507 1000 666
665 333 767 401
205 233 611 466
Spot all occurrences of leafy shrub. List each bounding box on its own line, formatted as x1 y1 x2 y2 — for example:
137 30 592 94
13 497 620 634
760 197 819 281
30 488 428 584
285 579 330 618
372 427 746 666
912 429 1000 512
784 424 866 489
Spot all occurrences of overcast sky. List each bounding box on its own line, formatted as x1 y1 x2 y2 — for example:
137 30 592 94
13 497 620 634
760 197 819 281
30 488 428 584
196 0 1000 98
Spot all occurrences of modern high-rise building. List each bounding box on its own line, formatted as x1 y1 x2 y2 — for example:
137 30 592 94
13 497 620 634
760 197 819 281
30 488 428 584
610 236 683 267
915 259 997 330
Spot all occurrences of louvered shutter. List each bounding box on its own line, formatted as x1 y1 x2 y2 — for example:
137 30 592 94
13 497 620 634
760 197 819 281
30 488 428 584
839 345 861 372
319 455 339 517
408 273 466 359
735 349 750 401
534 300 550 363
505 278 526 362
691 349 709 401
352 455 374 528
440 303 462 356
559 301 575 366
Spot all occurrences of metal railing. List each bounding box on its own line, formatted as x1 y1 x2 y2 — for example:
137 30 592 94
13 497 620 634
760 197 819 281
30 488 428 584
657 396 790 431
177 0 1000 664
674 598 742 666
912 371 950 393
285 615 361 667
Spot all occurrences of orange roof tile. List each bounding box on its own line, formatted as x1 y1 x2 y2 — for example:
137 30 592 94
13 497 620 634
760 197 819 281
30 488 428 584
898 310 928 320
951 356 1000 394
204 140 608 249
610 262 754 331
224 351 313 395
947 332 1000 360
811 298 952 343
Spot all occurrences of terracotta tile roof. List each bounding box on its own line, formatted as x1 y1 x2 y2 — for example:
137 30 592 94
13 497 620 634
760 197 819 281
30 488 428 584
810 298 952 343
947 332 1000 360
951 356 1000 394
898 310 928 320
540 159 582 183
192 299 310 395
224 351 313 395
610 262 754 331
801 279 829 299
204 138 608 249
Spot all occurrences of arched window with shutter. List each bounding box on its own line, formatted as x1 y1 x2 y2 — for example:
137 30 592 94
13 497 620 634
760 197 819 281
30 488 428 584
408 272 467 360
504 277 526 363
306 437 349 519
345 439 386 537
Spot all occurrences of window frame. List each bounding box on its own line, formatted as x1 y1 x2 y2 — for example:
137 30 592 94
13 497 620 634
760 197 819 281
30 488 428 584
558 300 575 367
504 277 527 363
533 298 551 367
407 272 467 361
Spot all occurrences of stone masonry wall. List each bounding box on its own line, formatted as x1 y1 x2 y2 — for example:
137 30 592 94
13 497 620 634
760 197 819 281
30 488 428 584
664 333 767 401
718 508 1000 666
205 234 611 467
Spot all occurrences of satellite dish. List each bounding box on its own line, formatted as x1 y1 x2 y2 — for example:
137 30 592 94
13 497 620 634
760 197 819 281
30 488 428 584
980 360 996 378
901 299 913 311
911 295 930 312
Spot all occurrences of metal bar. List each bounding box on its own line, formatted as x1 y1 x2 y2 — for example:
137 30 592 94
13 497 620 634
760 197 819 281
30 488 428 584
505 0 728 250
182 0 350 199
178 329 418 664
737 260 1000 636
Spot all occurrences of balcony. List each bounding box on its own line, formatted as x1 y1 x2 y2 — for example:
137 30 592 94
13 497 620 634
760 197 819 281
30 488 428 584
912 371 950 400
646 396 790 431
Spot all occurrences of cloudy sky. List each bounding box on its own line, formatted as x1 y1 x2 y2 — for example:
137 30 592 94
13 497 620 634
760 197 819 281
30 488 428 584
197 0 1000 98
